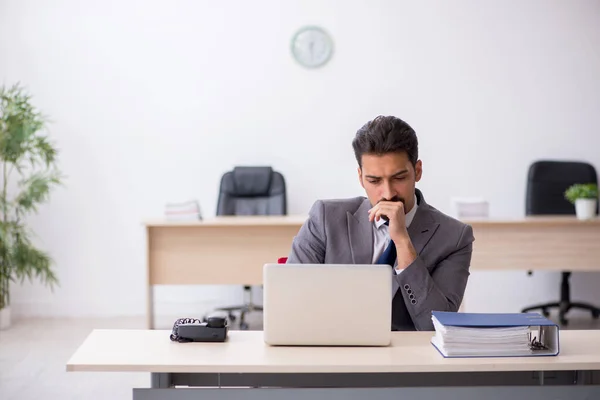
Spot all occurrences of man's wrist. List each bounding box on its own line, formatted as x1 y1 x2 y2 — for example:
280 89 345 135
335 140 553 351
394 234 417 270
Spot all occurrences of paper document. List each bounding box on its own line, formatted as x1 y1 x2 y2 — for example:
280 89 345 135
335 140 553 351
430 311 559 358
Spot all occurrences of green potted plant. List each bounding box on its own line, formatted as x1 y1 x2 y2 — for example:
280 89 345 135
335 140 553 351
564 183 598 220
0 83 62 330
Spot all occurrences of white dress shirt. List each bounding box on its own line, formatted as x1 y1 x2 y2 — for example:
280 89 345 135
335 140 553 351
371 194 418 274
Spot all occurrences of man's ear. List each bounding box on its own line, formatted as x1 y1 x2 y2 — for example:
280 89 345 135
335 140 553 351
414 160 423 182
357 167 365 188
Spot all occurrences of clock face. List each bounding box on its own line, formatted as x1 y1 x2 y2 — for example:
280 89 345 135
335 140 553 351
291 26 333 68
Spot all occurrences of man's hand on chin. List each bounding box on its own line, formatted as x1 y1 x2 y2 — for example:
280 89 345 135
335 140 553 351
368 200 418 270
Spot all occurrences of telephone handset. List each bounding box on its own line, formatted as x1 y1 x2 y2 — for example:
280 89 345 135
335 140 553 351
169 316 229 342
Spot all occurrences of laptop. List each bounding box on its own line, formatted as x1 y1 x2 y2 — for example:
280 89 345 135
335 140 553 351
262 263 392 346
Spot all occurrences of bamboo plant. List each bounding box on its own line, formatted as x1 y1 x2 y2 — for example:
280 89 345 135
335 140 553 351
0 83 62 312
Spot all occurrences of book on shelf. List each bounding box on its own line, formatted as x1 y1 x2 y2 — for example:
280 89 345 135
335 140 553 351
430 311 559 358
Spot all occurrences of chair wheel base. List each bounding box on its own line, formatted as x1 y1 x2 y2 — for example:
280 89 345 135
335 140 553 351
541 309 550 317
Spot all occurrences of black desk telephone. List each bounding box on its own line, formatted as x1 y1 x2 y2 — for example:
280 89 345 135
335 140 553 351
169 316 229 343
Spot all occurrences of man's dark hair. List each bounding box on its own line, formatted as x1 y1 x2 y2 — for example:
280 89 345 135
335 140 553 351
352 115 418 168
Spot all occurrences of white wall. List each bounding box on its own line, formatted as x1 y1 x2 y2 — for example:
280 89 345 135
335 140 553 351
1 0 600 320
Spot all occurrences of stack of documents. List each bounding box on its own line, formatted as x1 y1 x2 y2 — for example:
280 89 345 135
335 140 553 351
164 200 202 221
450 197 489 219
430 311 559 358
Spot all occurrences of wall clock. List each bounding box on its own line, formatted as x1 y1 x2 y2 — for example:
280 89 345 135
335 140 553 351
290 26 333 68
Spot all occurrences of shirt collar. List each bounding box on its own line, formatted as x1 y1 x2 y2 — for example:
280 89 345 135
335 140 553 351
375 193 419 229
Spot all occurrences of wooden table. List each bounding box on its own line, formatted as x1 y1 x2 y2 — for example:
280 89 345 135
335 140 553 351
145 216 600 328
467 216 600 271
66 330 600 400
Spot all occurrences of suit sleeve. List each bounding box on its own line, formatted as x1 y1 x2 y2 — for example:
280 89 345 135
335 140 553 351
394 224 474 330
286 200 326 263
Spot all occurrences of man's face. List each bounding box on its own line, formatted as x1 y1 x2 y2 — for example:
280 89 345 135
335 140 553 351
358 151 422 213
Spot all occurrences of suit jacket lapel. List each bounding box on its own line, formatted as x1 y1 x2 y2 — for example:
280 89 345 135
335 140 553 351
346 191 439 266
408 190 440 256
347 198 374 264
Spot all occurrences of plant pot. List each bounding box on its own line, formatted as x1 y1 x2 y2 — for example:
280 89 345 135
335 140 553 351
0 306 10 330
575 198 597 220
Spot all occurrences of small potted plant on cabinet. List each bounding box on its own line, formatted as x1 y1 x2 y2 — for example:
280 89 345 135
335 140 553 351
564 183 598 220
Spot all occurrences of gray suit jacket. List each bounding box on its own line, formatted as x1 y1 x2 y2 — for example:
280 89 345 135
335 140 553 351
287 189 475 331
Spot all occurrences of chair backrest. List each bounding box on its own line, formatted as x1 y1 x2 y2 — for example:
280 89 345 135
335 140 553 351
526 160 598 216
216 166 287 216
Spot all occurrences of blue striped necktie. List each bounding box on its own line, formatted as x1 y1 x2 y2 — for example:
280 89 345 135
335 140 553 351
376 221 396 267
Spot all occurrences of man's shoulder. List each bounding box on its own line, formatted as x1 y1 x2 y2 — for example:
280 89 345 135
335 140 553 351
427 205 468 227
423 204 474 244
308 196 368 218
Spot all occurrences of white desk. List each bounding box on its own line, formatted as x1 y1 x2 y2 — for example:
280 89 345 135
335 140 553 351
67 329 600 400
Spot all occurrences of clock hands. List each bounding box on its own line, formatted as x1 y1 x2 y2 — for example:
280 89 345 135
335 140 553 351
291 26 332 68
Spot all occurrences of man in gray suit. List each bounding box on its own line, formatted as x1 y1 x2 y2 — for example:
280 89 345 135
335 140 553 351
287 115 474 331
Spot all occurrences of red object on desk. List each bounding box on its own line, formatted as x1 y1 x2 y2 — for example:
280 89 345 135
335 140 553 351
277 257 288 264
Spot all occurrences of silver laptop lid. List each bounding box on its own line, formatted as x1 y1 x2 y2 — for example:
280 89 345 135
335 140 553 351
263 263 392 346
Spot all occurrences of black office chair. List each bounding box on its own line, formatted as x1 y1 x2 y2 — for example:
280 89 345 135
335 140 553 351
214 166 287 330
521 160 600 325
